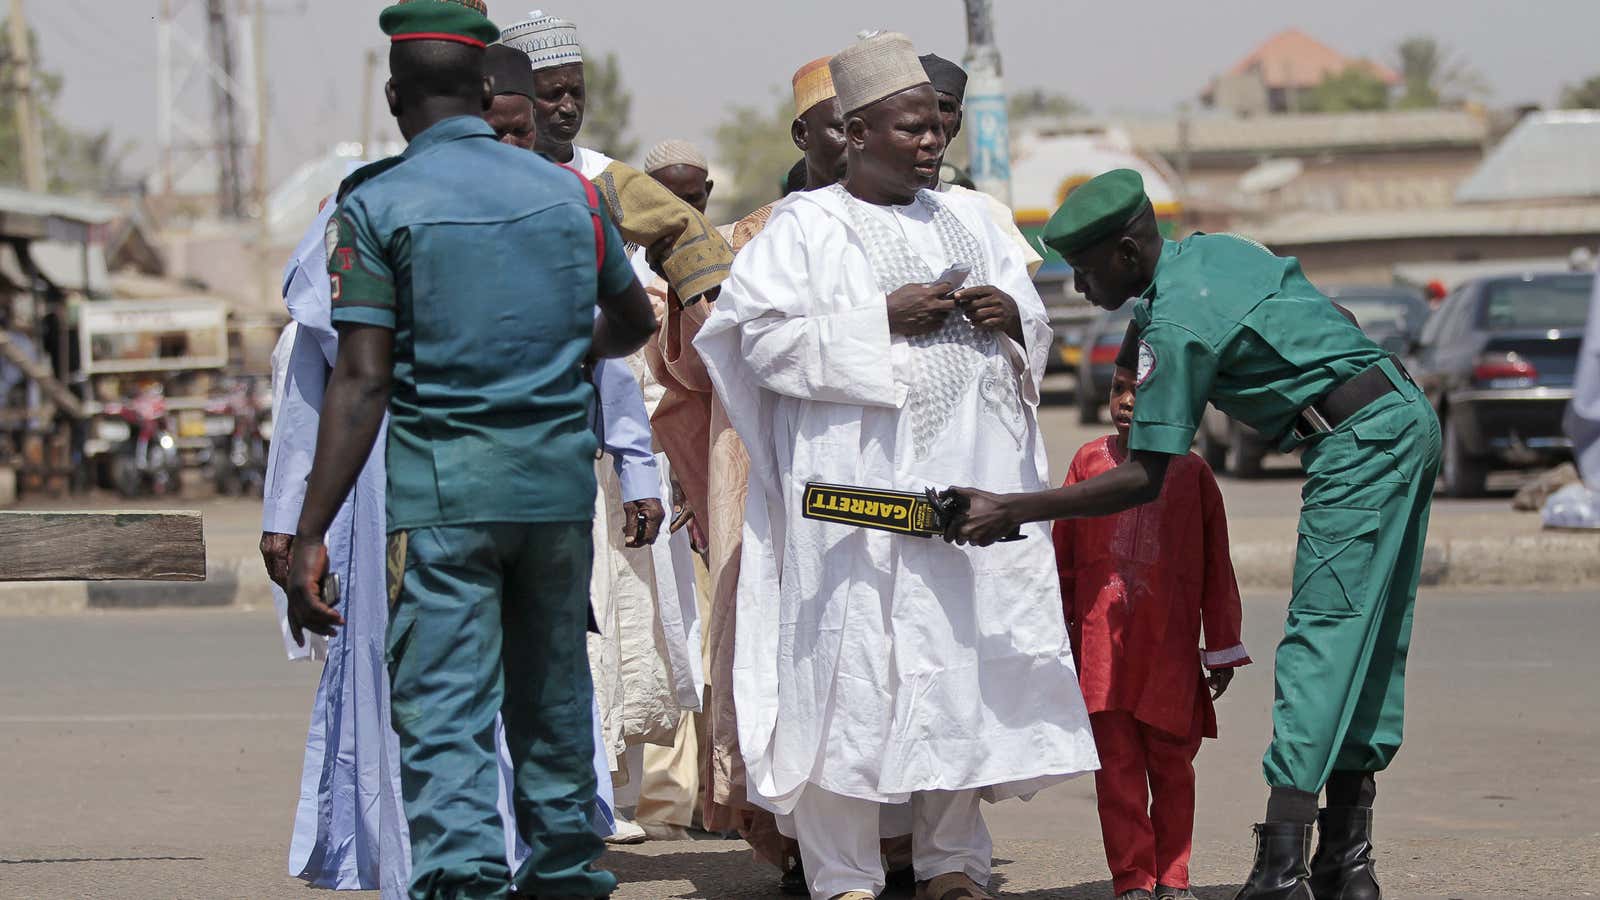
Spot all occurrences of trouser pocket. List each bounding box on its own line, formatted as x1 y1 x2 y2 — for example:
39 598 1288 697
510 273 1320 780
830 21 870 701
1291 506 1380 616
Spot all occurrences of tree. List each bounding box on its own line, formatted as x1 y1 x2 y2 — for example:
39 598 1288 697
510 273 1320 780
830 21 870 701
1008 89 1085 123
581 52 638 161
0 19 131 193
1394 36 1485 109
1303 65 1391 113
1562 75 1600 109
712 93 796 222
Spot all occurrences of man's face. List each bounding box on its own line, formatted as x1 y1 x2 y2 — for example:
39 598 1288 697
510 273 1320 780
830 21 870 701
486 94 536 150
1109 366 1137 440
531 62 585 157
849 84 945 200
1068 237 1144 311
935 90 963 144
794 97 848 185
650 164 713 214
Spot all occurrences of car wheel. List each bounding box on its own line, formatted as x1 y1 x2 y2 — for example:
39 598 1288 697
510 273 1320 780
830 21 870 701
1441 413 1488 498
1197 421 1227 471
1225 420 1265 479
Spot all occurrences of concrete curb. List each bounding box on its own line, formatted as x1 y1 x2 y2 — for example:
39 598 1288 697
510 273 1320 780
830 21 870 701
3 531 1597 616
1229 531 1600 591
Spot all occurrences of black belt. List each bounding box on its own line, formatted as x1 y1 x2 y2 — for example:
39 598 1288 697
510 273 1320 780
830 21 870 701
1291 355 1413 441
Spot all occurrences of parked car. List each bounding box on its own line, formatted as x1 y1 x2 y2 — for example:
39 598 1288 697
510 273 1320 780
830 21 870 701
1075 303 1136 424
1411 272 1591 497
1197 285 1433 478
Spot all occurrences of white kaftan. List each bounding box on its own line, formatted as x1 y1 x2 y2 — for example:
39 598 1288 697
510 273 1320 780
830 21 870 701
694 185 1098 816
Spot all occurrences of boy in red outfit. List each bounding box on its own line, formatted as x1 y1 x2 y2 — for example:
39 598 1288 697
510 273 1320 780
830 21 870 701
1053 359 1250 900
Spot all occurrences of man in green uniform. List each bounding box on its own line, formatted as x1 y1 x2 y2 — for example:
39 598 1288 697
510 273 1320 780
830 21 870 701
946 169 1439 900
282 3 656 898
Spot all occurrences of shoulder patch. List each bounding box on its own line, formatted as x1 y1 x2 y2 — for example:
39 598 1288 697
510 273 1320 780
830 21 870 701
1136 340 1157 386
336 156 406 203
323 215 340 262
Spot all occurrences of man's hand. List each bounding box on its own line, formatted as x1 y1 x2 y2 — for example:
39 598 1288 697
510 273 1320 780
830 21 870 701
1208 667 1235 700
886 279 959 337
285 538 342 647
622 498 666 548
942 486 1021 547
260 532 293 589
954 285 1023 344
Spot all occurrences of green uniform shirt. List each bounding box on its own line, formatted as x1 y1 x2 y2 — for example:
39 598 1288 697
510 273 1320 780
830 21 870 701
328 116 636 531
1127 235 1387 456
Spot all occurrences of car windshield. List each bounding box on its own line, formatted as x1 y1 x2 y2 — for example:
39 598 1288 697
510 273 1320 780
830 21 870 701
1479 276 1593 331
1339 297 1421 333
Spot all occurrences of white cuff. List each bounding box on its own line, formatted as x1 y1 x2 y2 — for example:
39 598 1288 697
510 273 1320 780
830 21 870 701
1203 643 1251 668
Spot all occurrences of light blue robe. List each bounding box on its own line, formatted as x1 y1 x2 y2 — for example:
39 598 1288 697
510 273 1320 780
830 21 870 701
266 199 658 896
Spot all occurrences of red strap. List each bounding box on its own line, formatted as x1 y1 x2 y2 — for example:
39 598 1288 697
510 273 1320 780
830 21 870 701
559 162 605 273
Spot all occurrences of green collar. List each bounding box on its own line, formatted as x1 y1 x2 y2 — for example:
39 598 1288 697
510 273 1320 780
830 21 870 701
404 115 496 159
1137 239 1179 302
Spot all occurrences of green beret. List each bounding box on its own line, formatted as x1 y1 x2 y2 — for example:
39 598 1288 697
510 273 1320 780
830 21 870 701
1041 168 1150 257
380 0 500 48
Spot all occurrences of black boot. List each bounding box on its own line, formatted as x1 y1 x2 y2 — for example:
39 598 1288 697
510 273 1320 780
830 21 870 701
1231 823 1314 900
1309 807 1380 900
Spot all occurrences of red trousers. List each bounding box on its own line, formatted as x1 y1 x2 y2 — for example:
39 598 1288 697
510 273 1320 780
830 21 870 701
1090 710 1203 894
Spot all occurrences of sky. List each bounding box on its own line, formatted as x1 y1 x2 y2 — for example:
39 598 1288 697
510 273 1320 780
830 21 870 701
29 0 1600 189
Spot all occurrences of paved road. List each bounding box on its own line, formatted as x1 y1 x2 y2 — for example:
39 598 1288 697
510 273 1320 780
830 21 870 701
2 591 1594 899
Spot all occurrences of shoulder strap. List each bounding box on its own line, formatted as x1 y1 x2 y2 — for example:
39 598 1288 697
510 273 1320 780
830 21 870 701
559 162 606 273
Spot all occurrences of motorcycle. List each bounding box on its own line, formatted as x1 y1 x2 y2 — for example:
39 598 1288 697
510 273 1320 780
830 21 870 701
206 380 267 497
97 385 181 497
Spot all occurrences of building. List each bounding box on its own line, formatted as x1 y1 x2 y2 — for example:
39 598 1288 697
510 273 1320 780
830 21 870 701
1252 111 1600 286
1201 28 1399 117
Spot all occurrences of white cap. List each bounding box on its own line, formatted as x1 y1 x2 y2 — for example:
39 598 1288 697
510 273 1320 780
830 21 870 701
829 31 928 115
642 139 709 175
499 10 581 71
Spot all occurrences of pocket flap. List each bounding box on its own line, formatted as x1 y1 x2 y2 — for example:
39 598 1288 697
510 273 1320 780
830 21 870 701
1298 506 1381 543
1351 416 1409 442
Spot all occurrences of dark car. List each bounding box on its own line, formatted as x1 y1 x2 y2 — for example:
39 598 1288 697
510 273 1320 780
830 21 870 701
1411 272 1591 496
1196 285 1433 477
1075 303 1135 424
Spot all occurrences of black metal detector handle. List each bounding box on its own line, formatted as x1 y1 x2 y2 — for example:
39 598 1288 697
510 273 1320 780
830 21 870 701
926 487 1026 543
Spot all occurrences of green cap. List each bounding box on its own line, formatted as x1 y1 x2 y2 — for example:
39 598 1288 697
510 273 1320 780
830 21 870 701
380 0 500 48
1041 168 1150 257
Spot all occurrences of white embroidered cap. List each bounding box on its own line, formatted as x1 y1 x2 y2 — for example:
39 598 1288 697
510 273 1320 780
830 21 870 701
499 9 581 71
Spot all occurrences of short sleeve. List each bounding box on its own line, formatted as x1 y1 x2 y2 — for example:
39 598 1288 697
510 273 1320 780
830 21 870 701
327 204 397 329
1127 320 1218 455
596 213 636 298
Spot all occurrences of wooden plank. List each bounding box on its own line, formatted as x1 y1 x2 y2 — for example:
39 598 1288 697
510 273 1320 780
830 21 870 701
0 511 205 581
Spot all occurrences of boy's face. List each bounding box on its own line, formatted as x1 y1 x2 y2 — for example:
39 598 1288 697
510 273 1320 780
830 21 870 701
1109 366 1137 439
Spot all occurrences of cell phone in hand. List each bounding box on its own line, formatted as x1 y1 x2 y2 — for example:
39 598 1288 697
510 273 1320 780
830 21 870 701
321 572 341 609
634 511 649 545
931 263 971 293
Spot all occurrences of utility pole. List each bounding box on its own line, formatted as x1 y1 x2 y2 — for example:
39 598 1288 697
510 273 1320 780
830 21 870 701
7 0 47 192
205 0 247 217
961 0 1011 205
251 0 270 308
359 49 378 157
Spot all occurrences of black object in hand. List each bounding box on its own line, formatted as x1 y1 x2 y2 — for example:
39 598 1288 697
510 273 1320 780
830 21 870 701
634 510 649 545
926 486 1025 542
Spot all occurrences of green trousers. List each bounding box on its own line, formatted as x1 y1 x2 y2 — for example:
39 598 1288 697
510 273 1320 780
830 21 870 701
1265 359 1441 794
385 522 615 900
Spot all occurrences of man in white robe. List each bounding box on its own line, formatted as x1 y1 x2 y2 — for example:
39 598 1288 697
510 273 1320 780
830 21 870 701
694 32 1098 900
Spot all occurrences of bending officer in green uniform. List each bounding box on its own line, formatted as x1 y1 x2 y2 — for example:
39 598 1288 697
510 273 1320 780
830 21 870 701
282 4 656 898
946 170 1439 900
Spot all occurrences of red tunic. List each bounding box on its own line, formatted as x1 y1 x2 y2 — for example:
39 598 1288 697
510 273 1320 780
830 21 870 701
1052 436 1249 740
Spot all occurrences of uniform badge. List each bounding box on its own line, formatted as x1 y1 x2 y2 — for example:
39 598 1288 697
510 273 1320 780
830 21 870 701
323 215 340 262
1136 340 1156 386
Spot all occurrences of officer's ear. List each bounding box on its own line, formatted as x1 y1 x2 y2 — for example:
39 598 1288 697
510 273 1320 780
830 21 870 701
385 79 402 118
480 76 494 113
1114 235 1142 272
